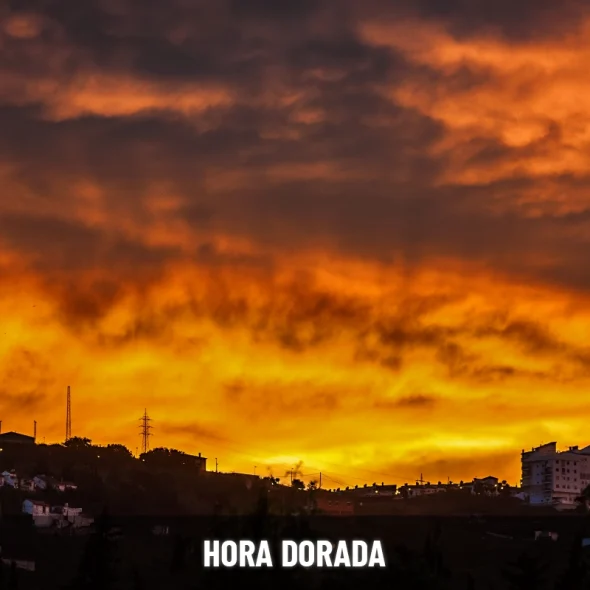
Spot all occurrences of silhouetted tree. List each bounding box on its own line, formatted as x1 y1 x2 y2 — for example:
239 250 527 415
131 569 143 590
502 550 551 590
64 437 92 448
555 533 590 590
67 509 120 589
170 534 188 573
7 562 16 590
307 480 318 491
422 521 451 585
576 485 590 512
105 444 132 458
291 479 305 490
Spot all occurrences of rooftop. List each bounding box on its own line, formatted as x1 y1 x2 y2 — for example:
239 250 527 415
26 500 49 507
0 431 35 442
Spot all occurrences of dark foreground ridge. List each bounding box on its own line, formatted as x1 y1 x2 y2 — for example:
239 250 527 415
2 512 590 589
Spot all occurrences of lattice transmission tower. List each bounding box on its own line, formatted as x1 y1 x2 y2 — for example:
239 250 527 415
139 409 153 454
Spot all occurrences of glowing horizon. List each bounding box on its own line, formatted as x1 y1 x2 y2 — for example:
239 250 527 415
2 0 590 488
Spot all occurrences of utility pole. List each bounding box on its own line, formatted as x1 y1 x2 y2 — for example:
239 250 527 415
215 458 218 472
417 473 425 485
0 420 2 434
319 472 322 489
139 409 153 454
65 386 72 442
290 468 294 484
33 421 37 442
254 465 257 476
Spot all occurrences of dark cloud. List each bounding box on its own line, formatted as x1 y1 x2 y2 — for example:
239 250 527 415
375 394 439 409
2 20 590 295
0 348 56 417
222 380 341 418
0 212 178 273
158 421 228 444
1 0 590 356
474 320 563 355
358 0 588 41
387 449 519 484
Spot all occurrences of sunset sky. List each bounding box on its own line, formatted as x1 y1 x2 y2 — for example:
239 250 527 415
2 0 590 488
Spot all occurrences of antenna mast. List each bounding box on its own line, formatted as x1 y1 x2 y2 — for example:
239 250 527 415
139 409 153 454
65 386 72 442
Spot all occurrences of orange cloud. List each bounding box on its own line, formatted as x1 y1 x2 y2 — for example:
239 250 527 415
360 18 590 193
2 247 590 485
2 0 590 489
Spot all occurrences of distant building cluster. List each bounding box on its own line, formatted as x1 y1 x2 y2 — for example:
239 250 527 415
521 441 590 507
331 476 519 499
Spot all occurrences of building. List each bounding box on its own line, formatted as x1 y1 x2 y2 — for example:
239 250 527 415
471 476 500 495
33 475 58 491
473 476 499 487
19 478 35 492
315 496 355 515
183 452 207 472
342 483 398 497
402 483 447 497
22 499 50 516
143 448 207 472
54 503 83 518
0 432 35 446
56 481 78 492
0 558 35 572
521 442 590 506
2 471 18 488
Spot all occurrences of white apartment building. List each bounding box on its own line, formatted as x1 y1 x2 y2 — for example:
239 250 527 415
521 442 590 506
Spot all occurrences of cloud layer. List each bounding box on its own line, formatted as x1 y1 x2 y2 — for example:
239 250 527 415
1 0 590 485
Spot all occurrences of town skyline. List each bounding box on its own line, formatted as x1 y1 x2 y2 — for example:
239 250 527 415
2 1 590 491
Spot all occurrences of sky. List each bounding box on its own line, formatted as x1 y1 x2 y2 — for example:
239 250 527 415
1 0 590 488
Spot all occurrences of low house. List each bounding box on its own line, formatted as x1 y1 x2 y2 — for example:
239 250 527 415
1 470 18 489
0 558 35 572
62 503 83 518
33 475 57 490
49 504 92 528
19 478 35 492
56 481 78 492
343 484 398 497
0 431 35 446
510 488 527 501
51 503 83 518
474 476 499 486
23 499 50 516
472 476 499 496
404 483 447 497
315 496 355 515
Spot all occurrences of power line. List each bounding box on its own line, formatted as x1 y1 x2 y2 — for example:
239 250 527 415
200 436 418 483
155 429 421 485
